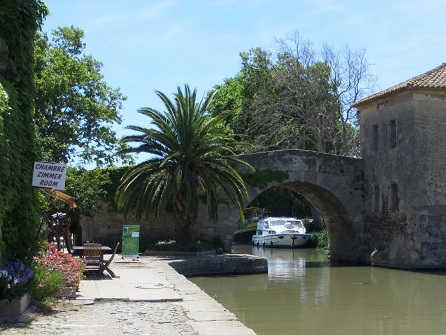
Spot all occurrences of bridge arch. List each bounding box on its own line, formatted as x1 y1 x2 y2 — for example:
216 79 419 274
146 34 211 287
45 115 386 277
196 150 370 263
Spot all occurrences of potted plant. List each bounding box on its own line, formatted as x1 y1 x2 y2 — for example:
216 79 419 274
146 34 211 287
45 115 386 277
0 260 34 317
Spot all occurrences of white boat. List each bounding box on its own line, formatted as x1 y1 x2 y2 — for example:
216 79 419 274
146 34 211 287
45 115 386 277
251 217 309 248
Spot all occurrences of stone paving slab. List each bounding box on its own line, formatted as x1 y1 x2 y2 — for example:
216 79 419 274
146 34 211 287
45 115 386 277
78 264 183 301
77 255 257 335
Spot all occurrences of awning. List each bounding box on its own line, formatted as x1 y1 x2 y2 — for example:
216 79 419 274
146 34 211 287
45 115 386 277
41 189 77 209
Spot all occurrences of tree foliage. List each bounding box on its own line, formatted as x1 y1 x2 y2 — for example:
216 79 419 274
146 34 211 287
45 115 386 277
211 33 375 156
248 186 312 218
64 168 111 218
320 42 375 155
210 76 244 129
116 85 253 240
34 26 131 167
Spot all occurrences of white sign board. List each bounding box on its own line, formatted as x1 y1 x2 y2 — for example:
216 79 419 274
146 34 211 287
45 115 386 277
32 162 67 190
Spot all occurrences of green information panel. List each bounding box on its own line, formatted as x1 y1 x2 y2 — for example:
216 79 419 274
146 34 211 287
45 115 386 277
122 225 140 258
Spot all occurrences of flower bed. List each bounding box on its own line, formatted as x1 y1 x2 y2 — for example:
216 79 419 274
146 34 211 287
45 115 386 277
29 243 85 301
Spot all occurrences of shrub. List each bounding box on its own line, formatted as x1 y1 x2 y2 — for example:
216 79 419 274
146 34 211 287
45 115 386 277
147 237 224 253
28 261 65 301
151 239 177 251
309 228 330 249
29 243 85 301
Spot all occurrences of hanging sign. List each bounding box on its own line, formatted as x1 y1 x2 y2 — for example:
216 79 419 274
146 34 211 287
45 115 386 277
32 161 67 190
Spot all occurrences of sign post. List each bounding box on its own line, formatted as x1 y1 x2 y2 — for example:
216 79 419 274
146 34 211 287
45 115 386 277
121 225 140 260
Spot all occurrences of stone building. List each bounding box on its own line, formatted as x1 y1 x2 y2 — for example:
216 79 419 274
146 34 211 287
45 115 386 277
353 63 446 267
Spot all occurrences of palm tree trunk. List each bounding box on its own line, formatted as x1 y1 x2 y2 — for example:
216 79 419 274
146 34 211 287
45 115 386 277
173 189 191 242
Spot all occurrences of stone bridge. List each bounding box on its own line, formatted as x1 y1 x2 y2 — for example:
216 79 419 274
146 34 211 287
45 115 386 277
196 149 371 264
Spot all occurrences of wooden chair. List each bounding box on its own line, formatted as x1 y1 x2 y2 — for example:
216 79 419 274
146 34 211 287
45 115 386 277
83 243 103 276
102 242 120 278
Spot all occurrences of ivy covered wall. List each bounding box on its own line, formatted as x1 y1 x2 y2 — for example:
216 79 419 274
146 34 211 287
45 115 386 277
0 1 48 263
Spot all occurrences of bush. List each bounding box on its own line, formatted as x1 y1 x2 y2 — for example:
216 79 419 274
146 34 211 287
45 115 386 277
28 261 65 301
29 243 85 301
309 228 330 249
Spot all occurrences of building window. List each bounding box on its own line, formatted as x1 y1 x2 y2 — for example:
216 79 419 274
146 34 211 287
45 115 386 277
391 183 399 211
372 124 379 151
389 120 397 148
374 185 381 212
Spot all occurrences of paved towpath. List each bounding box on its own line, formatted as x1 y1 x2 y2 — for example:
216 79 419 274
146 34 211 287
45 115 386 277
1 255 257 335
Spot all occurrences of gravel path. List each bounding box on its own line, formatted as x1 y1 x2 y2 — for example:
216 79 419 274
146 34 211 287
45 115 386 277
1 300 197 335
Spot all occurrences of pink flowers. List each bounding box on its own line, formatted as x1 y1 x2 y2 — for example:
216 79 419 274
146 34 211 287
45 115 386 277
34 243 85 288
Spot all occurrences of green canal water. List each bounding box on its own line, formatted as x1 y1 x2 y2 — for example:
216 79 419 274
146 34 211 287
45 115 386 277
189 245 446 335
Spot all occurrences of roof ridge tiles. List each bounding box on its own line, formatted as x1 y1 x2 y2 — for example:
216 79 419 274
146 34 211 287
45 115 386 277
353 62 446 107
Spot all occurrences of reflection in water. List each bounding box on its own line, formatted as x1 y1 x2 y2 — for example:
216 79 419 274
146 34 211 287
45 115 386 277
189 246 446 335
251 245 329 280
251 246 330 311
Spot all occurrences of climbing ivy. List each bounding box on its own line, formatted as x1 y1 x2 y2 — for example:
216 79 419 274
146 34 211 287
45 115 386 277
0 84 9 237
241 169 289 189
0 1 48 264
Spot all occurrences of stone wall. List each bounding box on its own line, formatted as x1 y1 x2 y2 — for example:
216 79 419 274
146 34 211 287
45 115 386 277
78 203 229 251
358 90 446 267
169 254 268 276
79 205 176 250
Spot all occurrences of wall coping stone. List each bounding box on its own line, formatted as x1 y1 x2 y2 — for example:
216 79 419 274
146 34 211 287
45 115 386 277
168 254 268 276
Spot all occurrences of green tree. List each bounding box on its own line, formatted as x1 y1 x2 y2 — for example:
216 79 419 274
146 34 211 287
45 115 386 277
211 76 244 129
244 49 340 153
64 168 111 218
116 85 253 240
211 33 375 156
211 75 250 153
276 33 375 155
211 46 341 153
34 26 131 167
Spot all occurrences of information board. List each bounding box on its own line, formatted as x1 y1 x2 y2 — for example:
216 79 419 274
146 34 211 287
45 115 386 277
121 225 140 258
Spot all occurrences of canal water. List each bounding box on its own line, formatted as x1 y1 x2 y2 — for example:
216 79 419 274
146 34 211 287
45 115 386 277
189 245 446 335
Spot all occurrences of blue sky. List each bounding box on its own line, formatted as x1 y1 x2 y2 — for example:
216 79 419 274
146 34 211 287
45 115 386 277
41 0 446 144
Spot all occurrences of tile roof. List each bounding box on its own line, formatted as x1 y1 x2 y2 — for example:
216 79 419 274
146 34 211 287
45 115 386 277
352 63 446 107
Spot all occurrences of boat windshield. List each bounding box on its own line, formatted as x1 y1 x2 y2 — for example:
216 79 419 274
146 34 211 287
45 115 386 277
269 219 304 228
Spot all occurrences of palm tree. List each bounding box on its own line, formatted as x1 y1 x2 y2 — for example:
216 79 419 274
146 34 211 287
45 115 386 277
116 85 253 241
